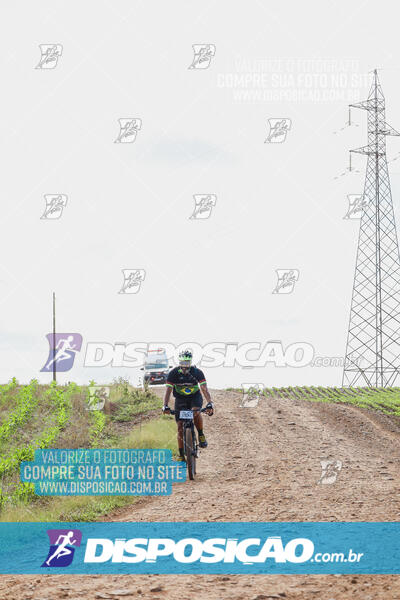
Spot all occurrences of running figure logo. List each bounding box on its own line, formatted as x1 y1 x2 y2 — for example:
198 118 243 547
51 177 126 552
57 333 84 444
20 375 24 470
35 44 63 69
188 44 216 69
40 194 68 220
265 118 292 143
114 118 142 143
88 385 109 411
240 383 264 408
119 269 146 294
42 529 82 567
41 333 83 373
344 194 369 219
272 269 299 294
189 194 217 220
317 459 343 485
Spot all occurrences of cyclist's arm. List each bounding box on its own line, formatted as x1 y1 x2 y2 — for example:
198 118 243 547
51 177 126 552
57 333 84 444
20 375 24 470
199 381 212 403
195 368 211 403
163 385 173 408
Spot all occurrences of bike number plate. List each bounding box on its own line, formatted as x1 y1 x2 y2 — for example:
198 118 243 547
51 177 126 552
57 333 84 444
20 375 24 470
179 410 193 420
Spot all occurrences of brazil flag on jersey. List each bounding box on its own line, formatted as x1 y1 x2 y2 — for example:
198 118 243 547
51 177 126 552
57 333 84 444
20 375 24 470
166 366 206 397
175 383 199 395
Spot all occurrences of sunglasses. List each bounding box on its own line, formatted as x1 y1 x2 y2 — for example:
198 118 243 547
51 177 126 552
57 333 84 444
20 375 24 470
179 363 191 370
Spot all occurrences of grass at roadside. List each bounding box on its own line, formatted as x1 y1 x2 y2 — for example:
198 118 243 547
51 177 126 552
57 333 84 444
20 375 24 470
265 386 400 416
0 377 174 522
125 415 177 450
231 386 400 417
0 415 177 522
110 385 162 422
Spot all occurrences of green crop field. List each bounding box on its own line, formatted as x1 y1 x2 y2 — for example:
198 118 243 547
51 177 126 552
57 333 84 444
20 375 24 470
0 377 177 522
227 385 400 416
263 386 400 415
3 381 400 522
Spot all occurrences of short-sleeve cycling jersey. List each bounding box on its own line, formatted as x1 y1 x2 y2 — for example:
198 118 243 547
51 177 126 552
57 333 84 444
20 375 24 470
166 366 206 397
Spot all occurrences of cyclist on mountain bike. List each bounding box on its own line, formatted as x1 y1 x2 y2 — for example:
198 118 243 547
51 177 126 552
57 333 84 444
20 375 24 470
162 350 214 461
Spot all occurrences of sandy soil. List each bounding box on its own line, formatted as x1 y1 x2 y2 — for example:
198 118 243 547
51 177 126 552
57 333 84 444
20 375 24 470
2 389 400 599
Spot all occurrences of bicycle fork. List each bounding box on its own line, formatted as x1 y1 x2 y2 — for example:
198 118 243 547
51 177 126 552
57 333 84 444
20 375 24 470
184 422 198 458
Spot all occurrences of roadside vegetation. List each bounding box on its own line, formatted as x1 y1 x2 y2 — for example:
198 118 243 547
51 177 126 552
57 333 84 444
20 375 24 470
227 385 400 416
0 378 176 522
7 380 397 522
264 386 400 416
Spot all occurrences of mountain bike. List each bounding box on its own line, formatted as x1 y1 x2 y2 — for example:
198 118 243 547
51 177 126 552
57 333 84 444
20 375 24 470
169 407 208 480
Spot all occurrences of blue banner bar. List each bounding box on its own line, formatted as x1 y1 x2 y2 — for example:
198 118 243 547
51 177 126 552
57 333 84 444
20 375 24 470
20 449 186 496
0 522 399 574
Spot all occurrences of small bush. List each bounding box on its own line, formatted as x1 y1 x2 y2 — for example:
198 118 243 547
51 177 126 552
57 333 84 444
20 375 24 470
111 383 161 422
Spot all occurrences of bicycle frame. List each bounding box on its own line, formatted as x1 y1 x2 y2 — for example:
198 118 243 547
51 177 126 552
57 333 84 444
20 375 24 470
168 407 207 479
169 407 206 452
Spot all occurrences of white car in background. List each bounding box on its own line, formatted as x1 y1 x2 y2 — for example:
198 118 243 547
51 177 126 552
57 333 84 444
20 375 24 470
141 348 170 385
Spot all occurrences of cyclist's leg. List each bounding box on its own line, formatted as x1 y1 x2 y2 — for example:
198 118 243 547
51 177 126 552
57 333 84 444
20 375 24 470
174 397 190 459
177 421 184 451
190 392 203 430
190 393 207 447
193 410 203 432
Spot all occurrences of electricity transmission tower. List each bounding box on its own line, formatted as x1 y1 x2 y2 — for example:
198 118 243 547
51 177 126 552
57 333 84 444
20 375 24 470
343 70 400 387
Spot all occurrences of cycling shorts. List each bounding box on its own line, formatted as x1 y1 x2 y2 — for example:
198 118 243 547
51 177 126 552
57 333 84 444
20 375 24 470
174 392 203 422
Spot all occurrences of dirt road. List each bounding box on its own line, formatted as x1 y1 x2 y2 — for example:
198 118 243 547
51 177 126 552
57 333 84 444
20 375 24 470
2 389 400 599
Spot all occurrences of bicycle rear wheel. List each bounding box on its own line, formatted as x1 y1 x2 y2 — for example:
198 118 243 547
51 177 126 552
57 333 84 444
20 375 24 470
185 425 196 480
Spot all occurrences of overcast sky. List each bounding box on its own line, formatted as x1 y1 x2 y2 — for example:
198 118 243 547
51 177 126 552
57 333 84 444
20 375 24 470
1 0 400 389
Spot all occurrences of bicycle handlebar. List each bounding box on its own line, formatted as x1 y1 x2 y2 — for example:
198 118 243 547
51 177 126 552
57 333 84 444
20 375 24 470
167 407 208 416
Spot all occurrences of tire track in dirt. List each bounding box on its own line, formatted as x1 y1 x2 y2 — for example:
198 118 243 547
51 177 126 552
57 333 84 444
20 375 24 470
3 390 400 599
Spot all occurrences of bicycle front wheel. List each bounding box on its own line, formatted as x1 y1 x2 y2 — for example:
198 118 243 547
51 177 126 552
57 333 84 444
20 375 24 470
185 426 196 480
